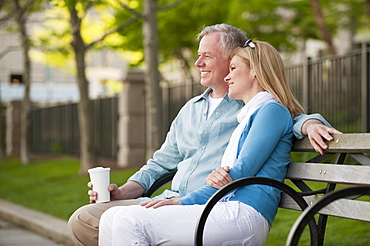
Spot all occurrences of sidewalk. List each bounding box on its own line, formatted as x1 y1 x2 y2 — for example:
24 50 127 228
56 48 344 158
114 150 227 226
0 219 63 246
0 199 74 246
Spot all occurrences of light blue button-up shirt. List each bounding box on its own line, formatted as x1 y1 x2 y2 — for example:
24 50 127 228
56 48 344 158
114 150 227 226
129 88 331 198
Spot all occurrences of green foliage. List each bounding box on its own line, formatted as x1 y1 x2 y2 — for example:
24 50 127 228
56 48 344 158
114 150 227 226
16 0 370 76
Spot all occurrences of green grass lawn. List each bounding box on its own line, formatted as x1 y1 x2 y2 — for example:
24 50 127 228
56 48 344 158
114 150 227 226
0 156 369 245
0 156 140 220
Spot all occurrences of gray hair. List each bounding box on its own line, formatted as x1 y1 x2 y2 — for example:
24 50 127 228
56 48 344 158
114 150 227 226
197 23 248 59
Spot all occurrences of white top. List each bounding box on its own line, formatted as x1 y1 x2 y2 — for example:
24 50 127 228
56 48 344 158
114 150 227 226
206 93 223 120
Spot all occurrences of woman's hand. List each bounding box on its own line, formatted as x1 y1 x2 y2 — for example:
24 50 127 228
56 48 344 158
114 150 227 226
140 198 182 209
206 166 233 189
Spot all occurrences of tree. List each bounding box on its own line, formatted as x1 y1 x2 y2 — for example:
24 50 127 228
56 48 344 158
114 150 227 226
0 2 12 161
37 0 185 167
116 0 185 158
9 0 43 164
63 0 141 174
309 0 336 55
142 0 162 159
13 0 31 164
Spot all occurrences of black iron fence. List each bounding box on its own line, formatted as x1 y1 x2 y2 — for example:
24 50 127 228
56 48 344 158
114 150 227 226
29 43 370 160
287 43 369 133
30 97 118 160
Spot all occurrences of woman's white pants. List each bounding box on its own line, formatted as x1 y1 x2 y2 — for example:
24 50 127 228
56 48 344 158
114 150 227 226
99 201 269 246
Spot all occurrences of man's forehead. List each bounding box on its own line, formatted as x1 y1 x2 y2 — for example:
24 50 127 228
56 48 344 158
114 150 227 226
198 37 223 55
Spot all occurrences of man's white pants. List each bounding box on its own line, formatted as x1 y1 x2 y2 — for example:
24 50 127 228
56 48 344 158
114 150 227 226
99 201 269 246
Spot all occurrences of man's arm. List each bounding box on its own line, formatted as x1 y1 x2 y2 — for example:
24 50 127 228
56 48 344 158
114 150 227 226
293 113 342 155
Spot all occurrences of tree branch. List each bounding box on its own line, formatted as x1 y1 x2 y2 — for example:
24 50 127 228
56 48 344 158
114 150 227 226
157 0 186 12
0 12 13 26
118 1 143 18
80 1 94 20
366 0 370 16
86 15 140 50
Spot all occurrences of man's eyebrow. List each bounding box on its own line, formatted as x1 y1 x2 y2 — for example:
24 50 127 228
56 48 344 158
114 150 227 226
199 51 213 55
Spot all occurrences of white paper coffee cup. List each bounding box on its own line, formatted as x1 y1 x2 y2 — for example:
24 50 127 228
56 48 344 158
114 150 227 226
88 167 111 203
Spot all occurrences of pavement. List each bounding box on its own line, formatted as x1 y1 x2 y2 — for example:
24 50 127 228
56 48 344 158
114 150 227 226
0 199 74 246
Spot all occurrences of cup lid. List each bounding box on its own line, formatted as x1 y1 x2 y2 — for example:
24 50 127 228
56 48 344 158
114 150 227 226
88 167 111 173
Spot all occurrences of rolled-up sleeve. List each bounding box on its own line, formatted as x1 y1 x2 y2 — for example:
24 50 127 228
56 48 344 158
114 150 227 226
293 113 332 139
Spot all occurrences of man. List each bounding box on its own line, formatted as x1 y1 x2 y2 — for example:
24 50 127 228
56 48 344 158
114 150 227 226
68 23 341 245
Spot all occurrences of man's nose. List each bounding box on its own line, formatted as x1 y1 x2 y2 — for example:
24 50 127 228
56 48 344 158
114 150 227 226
195 57 204 67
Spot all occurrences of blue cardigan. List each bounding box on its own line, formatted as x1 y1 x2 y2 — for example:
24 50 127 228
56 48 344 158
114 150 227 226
178 102 293 226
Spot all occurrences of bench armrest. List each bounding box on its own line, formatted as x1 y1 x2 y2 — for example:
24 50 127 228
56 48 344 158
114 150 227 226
142 172 176 197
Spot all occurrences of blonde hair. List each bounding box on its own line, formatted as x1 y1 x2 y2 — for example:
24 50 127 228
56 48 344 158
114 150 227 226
232 41 305 118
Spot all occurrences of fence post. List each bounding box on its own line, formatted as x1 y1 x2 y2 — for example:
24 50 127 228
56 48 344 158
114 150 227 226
117 70 146 168
161 82 169 141
302 57 312 113
361 42 370 133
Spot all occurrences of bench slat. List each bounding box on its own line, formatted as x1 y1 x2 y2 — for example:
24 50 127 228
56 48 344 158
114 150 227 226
280 194 320 210
293 133 370 153
286 162 370 185
280 194 370 222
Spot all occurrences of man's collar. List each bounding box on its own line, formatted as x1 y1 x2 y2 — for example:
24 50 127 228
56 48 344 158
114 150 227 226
195 88 244 107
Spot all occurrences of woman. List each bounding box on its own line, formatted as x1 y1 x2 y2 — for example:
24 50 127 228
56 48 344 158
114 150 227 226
99 40 305 246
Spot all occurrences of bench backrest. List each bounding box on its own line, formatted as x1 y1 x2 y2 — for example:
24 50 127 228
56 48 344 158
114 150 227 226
280 133 370 222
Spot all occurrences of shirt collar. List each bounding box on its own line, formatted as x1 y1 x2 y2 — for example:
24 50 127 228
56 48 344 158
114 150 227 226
194 87 244 107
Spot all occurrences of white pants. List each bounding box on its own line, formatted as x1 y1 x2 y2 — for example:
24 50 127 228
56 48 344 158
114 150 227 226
99 201 269 246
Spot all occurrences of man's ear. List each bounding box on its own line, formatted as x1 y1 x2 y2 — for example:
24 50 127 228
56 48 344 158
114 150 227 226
252 69 257 79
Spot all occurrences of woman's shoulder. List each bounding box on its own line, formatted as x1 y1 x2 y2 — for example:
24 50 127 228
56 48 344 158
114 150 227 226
258 102 290 115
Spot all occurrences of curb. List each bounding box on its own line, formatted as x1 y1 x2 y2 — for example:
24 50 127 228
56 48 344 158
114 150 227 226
0 199 74 246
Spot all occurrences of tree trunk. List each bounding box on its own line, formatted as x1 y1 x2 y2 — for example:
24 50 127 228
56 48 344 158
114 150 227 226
0 106 5 160
309 0 336 55
13 0 31 164
143 0 162 159
69 3 96 175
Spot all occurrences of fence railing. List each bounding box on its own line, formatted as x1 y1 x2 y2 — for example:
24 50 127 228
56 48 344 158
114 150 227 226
29 43 370 160
287 43 369 133
31 97 118 160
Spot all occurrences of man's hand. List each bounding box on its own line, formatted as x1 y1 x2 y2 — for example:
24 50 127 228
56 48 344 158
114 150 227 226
87 180 145 203
87 183 122 203
302 119 343 155
140 198 182 209
206 166 233 189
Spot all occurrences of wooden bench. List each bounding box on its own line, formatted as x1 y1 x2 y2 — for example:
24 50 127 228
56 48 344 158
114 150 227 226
195 133 370 246
144 133 370 245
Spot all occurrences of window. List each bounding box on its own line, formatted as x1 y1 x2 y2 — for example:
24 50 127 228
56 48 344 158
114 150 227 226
10 74 23 84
